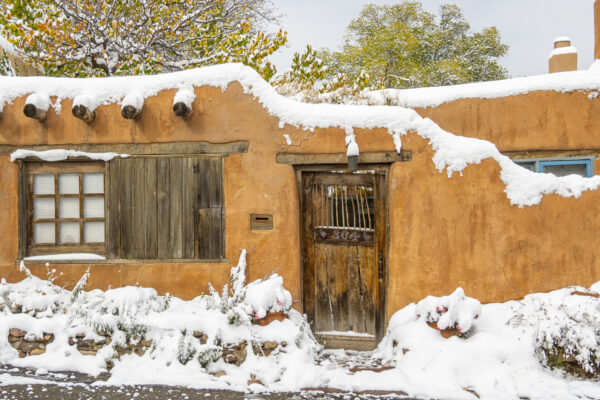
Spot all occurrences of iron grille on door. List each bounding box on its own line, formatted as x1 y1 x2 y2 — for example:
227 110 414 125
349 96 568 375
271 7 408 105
311 183 375 245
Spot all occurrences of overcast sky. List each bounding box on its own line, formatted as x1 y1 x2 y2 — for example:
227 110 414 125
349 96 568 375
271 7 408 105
269 0 594 78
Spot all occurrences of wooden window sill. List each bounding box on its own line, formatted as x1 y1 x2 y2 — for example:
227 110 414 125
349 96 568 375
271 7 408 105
16 258 231 265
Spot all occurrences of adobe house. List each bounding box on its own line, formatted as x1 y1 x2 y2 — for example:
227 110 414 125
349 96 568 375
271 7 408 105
2 2 600 350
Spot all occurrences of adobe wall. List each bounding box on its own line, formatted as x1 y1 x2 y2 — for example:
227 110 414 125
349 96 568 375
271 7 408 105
1 83 600 320
414 90 600 152
0 83 304 304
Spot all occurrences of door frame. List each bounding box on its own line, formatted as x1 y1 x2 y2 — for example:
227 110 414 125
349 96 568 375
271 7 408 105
295 164 390 342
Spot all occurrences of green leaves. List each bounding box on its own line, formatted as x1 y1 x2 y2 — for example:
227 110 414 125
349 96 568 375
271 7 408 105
0 0 286 79
320 1 509 89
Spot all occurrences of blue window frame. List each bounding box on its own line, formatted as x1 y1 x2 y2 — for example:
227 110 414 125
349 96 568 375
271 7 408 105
513 157 594 178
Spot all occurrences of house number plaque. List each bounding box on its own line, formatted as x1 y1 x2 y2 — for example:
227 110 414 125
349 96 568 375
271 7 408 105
313 227 374 246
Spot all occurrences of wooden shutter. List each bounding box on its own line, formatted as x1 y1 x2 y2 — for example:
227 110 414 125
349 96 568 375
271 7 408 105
106 156 224 260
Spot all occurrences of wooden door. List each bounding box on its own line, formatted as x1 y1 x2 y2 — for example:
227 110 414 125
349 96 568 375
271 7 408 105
301 171 387 343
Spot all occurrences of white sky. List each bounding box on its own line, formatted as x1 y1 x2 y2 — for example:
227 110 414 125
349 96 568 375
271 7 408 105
269 0 595 78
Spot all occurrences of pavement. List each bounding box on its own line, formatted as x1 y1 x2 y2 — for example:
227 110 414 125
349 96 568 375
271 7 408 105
0 352 421 400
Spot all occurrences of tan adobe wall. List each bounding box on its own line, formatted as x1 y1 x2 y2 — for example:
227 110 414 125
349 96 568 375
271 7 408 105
1 83 600 320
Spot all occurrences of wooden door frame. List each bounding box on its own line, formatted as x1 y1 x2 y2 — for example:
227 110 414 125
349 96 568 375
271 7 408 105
295 164 390 342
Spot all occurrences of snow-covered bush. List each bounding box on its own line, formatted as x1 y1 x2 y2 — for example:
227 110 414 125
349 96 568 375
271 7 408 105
243 275 292 320
0 250 320 386
511 287 600 377
0 262 66 317
415 287 481 334
206 249 293 324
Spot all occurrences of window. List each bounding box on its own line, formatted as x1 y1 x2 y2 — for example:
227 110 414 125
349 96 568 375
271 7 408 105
26 162 105 256
104 156 224 260
513 157 594 178
19 156 225 261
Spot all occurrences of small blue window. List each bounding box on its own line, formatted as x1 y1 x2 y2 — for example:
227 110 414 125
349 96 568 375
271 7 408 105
513 158 594 178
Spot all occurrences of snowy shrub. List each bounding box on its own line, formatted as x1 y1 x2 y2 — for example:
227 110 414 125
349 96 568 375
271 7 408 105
511 287 600 377
0 262 67 317
0 249 321 386
415 287 481 334
206 249 293 323
243 275 292 320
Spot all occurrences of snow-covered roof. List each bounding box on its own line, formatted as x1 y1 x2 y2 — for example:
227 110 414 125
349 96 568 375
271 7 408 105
366 66 599 109
1 63 600 208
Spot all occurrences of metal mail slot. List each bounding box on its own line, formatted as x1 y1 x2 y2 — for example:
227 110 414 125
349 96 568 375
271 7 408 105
250 214 273 230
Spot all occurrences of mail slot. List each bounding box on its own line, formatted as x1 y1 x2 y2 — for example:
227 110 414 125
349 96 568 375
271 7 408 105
250 214 273 230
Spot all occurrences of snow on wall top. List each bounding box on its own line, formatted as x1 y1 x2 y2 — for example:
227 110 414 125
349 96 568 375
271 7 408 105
548 46 577 60
554 36 571 43
366 67 600 109
0 63 600 207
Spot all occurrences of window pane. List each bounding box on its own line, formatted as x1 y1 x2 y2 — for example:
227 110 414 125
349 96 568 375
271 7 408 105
84 197 104 218
33 174 54 195
84 222 104 243
34 223 55 244
59 222 80 244
83 173 103 194
33 198 55 219
514 161 536 172
542 163 587 177
58 174 79 194
59 198 80 219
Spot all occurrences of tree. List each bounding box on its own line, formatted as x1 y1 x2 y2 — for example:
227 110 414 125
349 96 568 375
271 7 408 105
320 2 508 89
0 0 286 80
0 52 14 76
273 45 378 102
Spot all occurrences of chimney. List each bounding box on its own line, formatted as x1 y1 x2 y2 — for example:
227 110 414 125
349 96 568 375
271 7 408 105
548 37 577 73
596 0 600 59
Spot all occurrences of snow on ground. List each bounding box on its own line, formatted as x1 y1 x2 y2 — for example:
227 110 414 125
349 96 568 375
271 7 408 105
3 256 600 399
2 64 600 206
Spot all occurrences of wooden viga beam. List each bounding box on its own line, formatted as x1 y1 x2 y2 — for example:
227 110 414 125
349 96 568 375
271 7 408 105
173 87 195 119
173 101 192 118
72 95 96 123
23 93 50 122
121 93 143 120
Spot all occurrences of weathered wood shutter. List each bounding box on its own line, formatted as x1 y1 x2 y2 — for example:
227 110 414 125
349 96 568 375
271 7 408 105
106 156 224 260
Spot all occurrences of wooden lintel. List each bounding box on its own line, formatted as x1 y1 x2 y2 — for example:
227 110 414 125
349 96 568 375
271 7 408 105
276 151 412 165
0 141 249 156
502 149 600 159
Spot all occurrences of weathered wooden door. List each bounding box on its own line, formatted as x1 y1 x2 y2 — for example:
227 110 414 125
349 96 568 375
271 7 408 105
301 171 387 345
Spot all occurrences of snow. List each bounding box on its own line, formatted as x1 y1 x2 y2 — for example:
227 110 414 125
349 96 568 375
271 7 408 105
25 93 50 111
5 260 600 399
10 149 128 162
554 36 571 43
548 46 577 60
121 92 143 110
173 86 196 107
243 275 292 320
23 253 106 261
1 63 600 206
346 141 359 157
317 331 375 337
415 288 481 333
0 36 15 56
72 94 96 111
